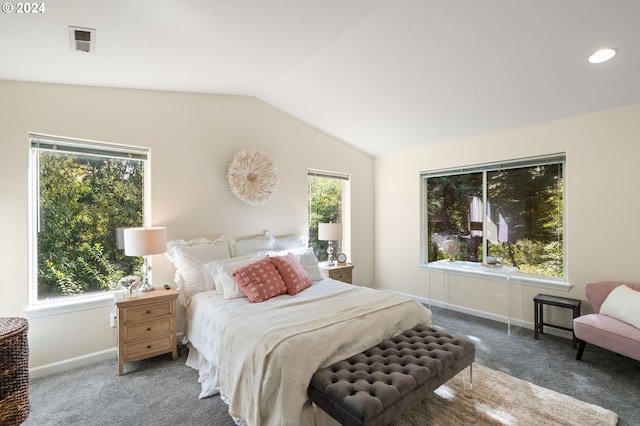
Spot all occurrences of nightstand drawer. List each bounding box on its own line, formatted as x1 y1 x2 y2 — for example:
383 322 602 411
123 335 173 361
320 264 354 284
331 270 352 283
123 318 173 343
121 300 174 324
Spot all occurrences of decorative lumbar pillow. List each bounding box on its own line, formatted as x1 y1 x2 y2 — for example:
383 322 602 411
165 236 232 305
273 232 309 251
232 257 288 303
600 284 640 329
270 253 312 296
230 231 275 257
203 252 268 299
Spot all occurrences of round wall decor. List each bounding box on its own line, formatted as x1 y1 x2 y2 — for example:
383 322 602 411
227 150 279 205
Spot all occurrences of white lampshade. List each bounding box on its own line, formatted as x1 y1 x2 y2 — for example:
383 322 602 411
123 227 167 256
318 223 343 241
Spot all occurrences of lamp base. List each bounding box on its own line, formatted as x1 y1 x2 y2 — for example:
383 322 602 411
326 241 335 266
139 281 155 292
139 256 155 292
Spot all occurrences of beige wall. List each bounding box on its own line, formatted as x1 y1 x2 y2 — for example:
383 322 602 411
3 78 638 373
374 103 640 328
0 80 374 372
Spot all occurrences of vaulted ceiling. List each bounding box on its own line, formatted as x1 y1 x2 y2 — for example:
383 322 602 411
2 0 639 156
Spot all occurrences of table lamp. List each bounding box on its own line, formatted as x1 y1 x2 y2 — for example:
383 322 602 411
318 222 343 266
123 227 167 292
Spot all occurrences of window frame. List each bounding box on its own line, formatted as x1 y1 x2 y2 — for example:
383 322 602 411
419 154 569 291
27 134 151 314
307 169 351 262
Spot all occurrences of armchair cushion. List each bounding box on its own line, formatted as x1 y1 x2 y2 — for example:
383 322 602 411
574 314 640 361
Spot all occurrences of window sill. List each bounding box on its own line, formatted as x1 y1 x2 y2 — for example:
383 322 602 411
25 292 120 319
418 260 571 292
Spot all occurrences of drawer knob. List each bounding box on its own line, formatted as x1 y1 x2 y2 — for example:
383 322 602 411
147 345 152 349
146 327 151 331
146 310 151 314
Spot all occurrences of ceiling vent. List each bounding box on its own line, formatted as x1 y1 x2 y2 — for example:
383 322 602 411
69 26 95 53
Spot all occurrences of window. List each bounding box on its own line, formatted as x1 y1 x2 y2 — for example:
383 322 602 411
29 134 149 304
421 154 565 280
307 170 350 262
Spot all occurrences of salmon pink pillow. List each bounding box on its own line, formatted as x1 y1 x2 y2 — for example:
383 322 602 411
232 257 288 303
270 253 312 295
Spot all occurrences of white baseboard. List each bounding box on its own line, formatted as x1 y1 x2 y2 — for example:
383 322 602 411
29 332 186 379
29 348 117 379
376 288 574 341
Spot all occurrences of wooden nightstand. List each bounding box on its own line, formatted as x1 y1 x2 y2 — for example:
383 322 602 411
320 263 354 284
115 287 178 375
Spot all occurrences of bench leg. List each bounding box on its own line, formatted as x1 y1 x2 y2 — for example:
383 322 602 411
469 363 473 391
576 340 586 360
572 307 580 349
534 300 540 339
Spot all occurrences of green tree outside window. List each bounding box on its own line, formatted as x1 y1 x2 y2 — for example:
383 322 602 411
33 144 145 301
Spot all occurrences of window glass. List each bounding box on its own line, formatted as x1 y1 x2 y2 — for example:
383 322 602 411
30 135 147 302
423 155 564 279
426 172 483 262
307 171 348 262
486 163 564 277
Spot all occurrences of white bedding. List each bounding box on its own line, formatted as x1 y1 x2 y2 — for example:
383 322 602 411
185 278 432 426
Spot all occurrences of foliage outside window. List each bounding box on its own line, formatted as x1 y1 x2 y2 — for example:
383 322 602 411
422 155 564 279
30 135 147 302
308 170 349 262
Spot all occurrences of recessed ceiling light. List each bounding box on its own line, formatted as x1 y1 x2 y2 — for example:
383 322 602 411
588 48 617 64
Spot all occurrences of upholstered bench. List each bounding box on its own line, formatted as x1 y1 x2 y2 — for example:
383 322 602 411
308 324 475 426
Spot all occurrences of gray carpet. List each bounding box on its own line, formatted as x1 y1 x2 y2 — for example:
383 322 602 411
24 306 640 425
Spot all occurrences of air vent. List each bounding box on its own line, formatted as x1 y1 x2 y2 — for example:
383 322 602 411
69 26 95 53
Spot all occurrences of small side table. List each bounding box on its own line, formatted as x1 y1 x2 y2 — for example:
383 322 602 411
533 294 581 348
320 263 354 284
115 287 179 375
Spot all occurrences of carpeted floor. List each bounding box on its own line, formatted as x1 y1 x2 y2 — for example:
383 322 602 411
24 306 640 425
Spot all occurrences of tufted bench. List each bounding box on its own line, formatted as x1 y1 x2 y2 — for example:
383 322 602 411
307 324 475 426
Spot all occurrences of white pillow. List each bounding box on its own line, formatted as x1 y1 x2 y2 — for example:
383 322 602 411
600 285 640 329
273 232 309 251
165 236 232 305
166 236 231 264
268 247 322 282
203 252 268 299
230 231 275 257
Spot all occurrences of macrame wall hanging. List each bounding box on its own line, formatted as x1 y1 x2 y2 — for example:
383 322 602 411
227 150 279 205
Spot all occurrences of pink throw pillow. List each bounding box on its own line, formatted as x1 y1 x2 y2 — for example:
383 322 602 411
232 257 288 303
270 253 312 296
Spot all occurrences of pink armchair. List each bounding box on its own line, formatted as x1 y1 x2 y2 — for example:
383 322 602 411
573 281 640 361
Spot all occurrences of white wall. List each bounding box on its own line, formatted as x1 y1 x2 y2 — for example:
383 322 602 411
374 103 640 329
0 80 374 372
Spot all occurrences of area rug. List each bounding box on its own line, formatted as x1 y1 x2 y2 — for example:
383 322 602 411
391 363 618 426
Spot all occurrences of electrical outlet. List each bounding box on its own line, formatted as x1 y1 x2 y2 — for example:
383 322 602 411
109 312 117 328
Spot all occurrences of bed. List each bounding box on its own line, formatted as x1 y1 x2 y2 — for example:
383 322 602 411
167 233 432 426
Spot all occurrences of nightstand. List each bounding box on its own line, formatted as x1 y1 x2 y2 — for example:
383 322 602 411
320 263 354 284
115 287 178 375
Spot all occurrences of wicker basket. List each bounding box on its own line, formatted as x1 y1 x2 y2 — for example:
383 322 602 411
0 317 30 425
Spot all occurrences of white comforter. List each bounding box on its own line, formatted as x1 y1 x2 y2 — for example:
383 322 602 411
186 279 432 426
